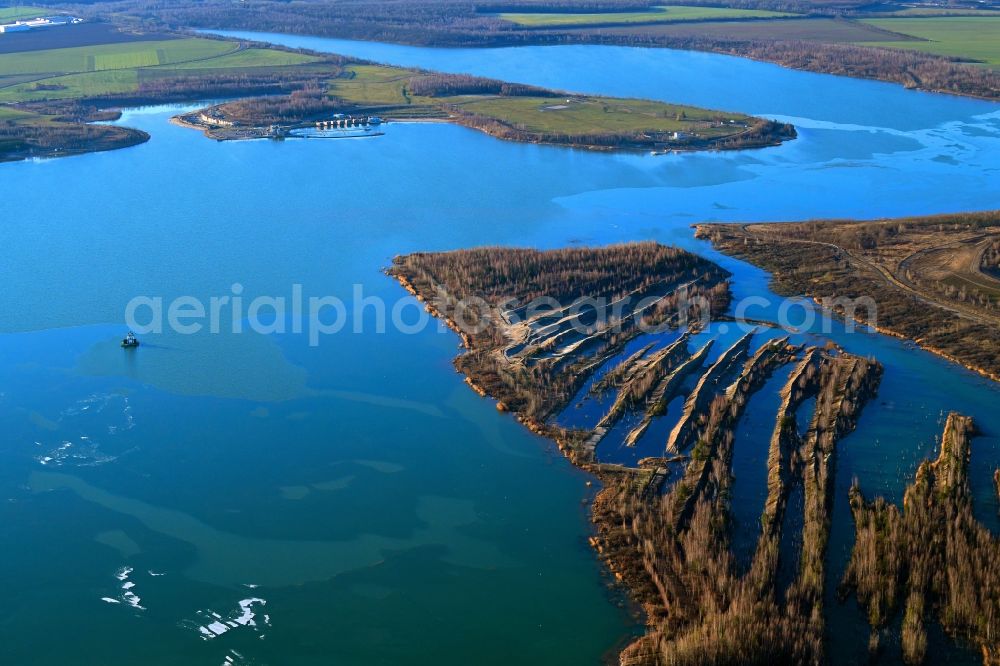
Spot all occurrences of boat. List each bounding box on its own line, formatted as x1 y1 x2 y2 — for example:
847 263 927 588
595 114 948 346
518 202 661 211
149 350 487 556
121 331 139 348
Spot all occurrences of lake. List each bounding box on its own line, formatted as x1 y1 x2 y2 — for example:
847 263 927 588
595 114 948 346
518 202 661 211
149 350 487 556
1 33 999 664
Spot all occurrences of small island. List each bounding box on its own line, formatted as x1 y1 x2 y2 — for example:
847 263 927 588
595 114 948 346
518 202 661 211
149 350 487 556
388 243 907 663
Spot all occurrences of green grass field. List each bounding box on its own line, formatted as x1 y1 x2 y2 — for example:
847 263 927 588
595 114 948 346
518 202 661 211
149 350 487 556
597 17 906 42
0 5 49 21
328 65 415 105
861 17 1000 67
880 8 1000 17
0 38 237 76
0 104 33 119
0 39 306 103
448 95 746 136
93 50 162 70
162 47 320 70
0 69 139 102
499 5 794 27
326 65 748 137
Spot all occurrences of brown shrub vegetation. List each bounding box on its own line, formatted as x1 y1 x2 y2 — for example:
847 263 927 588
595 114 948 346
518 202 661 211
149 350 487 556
696 212 1000 381
839 414 1000 664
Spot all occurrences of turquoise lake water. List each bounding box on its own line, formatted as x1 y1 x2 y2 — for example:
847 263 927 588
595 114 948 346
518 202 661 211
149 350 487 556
1 34 999 664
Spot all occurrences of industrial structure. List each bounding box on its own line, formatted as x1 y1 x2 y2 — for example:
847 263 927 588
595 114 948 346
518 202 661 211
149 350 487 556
0 15 82 33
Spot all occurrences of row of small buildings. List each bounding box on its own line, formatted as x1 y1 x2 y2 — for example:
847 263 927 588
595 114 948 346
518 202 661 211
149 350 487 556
0 15 82 34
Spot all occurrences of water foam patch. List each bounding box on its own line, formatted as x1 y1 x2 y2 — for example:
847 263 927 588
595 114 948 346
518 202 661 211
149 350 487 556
101 566 145 610
32 393 136 467
185 598 271 641
35 437 118 467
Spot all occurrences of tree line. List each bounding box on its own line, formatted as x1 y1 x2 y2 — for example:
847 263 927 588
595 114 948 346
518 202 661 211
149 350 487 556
407 74 556 98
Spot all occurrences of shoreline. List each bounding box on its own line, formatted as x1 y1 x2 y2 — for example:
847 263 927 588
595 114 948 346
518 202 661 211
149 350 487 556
382 243 734 655
387 267 656 644
0 125 149 164
381 239 997 662
167 114 203 131
751 278 1000 385
815 291 1000 385
389 264 655 640
171 105 796 154
1 104 792 164
694 218 1000 387
390 253 889 661
205 28 1000 103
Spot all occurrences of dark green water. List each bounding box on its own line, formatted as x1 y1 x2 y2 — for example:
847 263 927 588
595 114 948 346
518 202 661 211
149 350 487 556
1 36 999 664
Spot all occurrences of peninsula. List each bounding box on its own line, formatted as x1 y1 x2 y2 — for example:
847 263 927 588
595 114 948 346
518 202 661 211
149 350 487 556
386 242 942 663
0 26 793 162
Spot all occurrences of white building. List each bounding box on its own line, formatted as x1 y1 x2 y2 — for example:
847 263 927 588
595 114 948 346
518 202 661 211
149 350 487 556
0 22 32 33
0 16 82 33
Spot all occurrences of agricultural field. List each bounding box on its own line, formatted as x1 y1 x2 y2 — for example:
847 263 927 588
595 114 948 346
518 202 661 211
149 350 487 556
0 69 139 102
163 47 320 69
0 38 301 102
880 7 1000 17
861 17 1000 67
0 22 167 55
498 5 795 28
0 38 237 77
0 29 341 159
0 5 48 21
579 17 911 43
